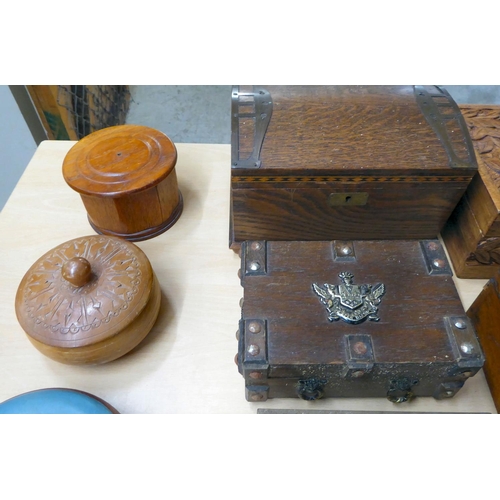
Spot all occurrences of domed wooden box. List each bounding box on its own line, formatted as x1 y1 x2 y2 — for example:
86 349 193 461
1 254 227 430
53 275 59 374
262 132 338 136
63 124 183 241
15 235 161 365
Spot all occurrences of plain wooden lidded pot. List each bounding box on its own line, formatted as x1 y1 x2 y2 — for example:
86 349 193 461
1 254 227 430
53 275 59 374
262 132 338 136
63 124 183 241
15 235 161 365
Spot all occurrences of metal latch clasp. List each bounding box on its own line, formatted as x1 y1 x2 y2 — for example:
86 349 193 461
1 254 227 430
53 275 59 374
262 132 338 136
296 378 326 401
387 377 419 403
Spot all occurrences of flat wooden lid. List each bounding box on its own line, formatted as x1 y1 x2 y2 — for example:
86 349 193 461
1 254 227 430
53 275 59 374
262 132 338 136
15 235 154 348
62 124 177 196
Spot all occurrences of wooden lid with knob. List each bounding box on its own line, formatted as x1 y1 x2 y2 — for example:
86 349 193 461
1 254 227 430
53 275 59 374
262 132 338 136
62 125 183 241
15 235 161 365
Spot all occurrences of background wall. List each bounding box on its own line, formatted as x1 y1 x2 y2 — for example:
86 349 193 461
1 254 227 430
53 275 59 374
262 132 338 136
0 85 37 211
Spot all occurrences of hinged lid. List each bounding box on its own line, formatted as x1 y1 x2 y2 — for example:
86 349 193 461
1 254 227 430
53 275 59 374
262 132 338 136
231 85 477 175
15 235 155 349
239 240 484 375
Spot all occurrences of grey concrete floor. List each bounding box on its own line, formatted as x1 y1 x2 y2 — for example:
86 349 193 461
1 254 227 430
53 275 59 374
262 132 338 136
445 85 500 106
126 85 232 144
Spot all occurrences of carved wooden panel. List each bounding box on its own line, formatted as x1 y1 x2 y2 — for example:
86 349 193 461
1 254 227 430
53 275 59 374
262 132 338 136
442 105 500 278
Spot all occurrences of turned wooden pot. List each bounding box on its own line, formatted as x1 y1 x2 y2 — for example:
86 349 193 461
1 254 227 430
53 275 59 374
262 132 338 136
15 235 161 365
62 124 183 241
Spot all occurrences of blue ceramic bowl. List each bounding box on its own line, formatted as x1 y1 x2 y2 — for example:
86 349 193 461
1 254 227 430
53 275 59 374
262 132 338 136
0 388 119 414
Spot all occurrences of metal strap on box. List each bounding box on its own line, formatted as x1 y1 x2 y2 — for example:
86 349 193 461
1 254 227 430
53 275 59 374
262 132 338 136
414 85 477 170
231 86 273 169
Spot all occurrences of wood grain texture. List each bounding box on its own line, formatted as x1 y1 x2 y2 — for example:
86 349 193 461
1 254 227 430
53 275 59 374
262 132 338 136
461 106 500 206
239 240 483 400
15 235 161 365
63 124 182 241
259 86 450 171
467 275 500 413
25 275 160 366
460 106 500 235
231 86 476 245
440 193 498 279
232 181 467 242
442 105 500 278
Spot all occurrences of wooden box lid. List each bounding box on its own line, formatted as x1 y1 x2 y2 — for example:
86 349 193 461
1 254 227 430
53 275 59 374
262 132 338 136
15 235 161 365
63 124 177 196
231 85 477 176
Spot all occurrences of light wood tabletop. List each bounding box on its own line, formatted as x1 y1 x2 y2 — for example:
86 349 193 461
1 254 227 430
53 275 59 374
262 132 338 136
0 140 496 414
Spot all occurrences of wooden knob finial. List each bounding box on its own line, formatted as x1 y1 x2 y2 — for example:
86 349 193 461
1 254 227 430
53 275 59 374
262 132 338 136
61 257 92 287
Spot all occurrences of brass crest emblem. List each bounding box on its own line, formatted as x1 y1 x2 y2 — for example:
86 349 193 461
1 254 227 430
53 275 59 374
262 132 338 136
312 272 386 325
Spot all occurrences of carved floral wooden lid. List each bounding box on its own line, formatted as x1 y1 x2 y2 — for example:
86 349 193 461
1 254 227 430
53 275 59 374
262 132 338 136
62 124 177 196
15 235 154 348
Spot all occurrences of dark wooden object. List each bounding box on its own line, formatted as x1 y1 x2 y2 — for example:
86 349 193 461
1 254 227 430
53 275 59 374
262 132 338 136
15 235 161 365
230 86 477 250
237 240 484 402
467 273 500 412
442 105 500 278
63 124 183 241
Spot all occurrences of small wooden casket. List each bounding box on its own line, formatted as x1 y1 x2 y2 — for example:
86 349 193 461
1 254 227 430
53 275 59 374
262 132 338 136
230 86 477 249
442 105 500 278
467 271 500 412
236 239 484 402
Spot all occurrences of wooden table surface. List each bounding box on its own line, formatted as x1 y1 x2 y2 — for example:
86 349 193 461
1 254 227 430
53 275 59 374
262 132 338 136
0 140 496 414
